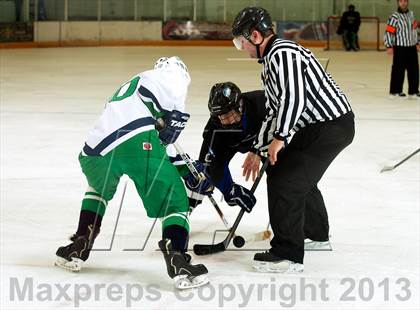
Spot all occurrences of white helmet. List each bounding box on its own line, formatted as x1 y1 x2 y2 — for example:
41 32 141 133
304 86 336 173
154 56 191 85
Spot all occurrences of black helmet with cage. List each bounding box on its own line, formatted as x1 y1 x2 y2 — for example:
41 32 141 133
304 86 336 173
208 82 242 120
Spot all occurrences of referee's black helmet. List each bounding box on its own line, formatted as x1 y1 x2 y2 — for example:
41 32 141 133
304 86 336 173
232 7 273 39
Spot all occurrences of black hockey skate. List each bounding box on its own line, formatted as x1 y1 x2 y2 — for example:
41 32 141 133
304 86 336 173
253 250 304 273
158 239 209 289
55 224 99 272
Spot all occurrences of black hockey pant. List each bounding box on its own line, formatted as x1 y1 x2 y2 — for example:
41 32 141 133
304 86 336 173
266 111 355 264
390 46 419 95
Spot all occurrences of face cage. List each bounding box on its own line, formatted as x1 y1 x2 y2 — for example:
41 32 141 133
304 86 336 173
212 101 243 129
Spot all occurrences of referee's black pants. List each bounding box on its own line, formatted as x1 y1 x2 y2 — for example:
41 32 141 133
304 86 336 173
266 111 355 264
390 46 419 95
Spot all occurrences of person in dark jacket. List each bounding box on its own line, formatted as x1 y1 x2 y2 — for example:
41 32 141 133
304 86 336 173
188 82 266 214
337 5 361 51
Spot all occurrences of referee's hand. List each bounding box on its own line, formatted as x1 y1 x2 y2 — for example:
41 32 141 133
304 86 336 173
242 152 261 182
268 138 285 165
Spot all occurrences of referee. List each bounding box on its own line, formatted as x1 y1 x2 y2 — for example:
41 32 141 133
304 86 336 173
232 7 355 273
385 0 419 98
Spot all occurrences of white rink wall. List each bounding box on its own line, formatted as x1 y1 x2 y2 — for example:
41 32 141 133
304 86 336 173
34 21 162 42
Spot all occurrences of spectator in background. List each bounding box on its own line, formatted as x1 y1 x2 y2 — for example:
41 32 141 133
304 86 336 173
385 0 419 99
15 0 22 22
336 5 361 51
38 0 47 21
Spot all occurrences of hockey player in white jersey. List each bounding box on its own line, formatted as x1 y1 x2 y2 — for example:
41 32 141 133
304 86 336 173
55 56 213 289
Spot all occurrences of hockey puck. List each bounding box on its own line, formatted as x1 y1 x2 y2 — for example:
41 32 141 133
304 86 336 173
233 236 245 248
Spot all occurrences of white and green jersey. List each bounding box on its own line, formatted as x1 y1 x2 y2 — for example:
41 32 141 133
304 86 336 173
83 68 188 156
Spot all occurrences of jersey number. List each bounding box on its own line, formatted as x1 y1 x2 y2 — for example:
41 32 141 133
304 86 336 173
109 76 140 102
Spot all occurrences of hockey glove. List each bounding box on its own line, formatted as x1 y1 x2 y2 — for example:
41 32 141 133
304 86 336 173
224 183 256 213
157 110 190 145
183 161 214 196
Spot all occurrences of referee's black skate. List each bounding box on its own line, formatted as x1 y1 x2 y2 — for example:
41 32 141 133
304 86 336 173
55 225 99 272
252 250 304 273
389 93 407 99
158 239 209 289
304 238 332 251
408 93 420 100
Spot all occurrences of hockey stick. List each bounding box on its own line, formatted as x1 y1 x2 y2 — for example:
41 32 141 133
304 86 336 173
156 118 266 247
380 148 419 173
238 221 271 245
174 143 272 248
172 142 235 232
154 118 232 230
193 159 270 255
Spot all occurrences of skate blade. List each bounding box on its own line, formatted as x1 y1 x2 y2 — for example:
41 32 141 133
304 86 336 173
304 240 332 251
54 256 83 272
252 261 304 274
174 274 209 290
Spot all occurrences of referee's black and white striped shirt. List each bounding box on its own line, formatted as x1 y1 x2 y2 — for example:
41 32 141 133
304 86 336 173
384 9 418 48
253 35 352 152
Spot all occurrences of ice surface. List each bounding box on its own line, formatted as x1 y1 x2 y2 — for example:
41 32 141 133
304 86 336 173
1 46 419 309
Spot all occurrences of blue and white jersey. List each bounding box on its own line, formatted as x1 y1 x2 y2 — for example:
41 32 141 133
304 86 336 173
83 68 189 156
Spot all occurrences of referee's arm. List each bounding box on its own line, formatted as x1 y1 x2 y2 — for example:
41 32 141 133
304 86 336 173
384 14 397 48
271 50 307 141
267 50 307 164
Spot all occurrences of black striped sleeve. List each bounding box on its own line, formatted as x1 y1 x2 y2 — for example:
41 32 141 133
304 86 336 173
271 50 307 141
384 14 398 48
252 105 276 152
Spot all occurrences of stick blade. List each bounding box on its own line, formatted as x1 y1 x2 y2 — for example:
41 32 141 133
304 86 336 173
193 242 225 256
251 230 272 242
380 165 394 173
